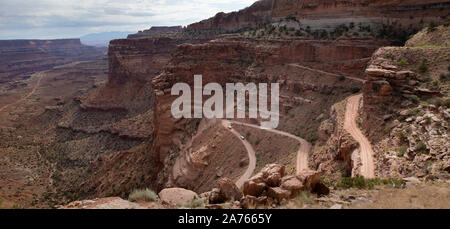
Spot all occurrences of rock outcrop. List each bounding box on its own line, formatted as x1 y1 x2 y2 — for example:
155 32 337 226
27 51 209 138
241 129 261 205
240 164 329 208
187 0 273 32
158 188 199 206
359 26 450 178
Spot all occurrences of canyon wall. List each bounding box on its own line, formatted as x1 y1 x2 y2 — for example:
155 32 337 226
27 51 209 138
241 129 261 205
188 0 450 35
128 26 183 39
187 0 274 32
150 37 383 190
0 39 105 82
272 0 450 29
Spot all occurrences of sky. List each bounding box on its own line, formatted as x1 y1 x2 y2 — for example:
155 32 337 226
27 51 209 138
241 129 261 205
0 0 259 39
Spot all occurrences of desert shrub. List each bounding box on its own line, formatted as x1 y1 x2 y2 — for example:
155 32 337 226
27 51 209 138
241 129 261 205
427 21 438 32
418 59 428 73
407 95 419 103
427 98 442 107
397 59 407 66
337 176 375 189
397 146 408 157
128 188 158 202
338 75 346 81
183 197 204 209
415 141 427 153
349 22 355 29
285 15 297 22
440 73 448 81
442 98 450 107
0 199 3 206
385 53 395 60
337 176 405 189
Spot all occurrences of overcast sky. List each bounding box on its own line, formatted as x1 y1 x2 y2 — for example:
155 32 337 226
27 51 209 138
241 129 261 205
0 0 258 39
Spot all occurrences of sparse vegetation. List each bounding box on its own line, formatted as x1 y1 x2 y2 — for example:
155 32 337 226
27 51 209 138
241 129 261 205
128 188 158 202
397 146 408 157
183 197 204 209
418 59 429 73
427 21 438 32
397 59 407 66
337 176 405 189
427 98 443 107
442 98 450 107
407 95 419 103
415 141 427 153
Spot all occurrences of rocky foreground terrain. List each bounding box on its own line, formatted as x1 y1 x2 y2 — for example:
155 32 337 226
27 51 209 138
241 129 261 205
1 0 449 209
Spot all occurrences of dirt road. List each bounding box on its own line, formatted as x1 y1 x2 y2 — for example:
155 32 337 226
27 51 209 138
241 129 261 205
221 120 257 188
0 72 45 113
223 119 311 183
344 94 375 178
288 63 366 83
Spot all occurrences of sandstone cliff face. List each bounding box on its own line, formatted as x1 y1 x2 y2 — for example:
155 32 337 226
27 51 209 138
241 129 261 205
81 37 184 113
187 0 449 37
187 0 273 32
272 0 449 29
128 26 183 39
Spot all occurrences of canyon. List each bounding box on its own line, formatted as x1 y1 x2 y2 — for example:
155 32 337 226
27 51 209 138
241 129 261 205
0 0 449 209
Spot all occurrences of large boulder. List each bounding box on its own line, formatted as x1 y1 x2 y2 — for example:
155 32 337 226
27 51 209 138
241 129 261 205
312 182 330 196
267 187 291 202
296 170 322 191
243 180 266 197
209 188 226 204
262 164 285 187
280 175 303 197
217 178 243 201
158 188 199 206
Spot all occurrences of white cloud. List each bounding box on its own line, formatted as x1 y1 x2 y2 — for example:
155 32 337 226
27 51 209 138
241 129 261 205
0 0 258 39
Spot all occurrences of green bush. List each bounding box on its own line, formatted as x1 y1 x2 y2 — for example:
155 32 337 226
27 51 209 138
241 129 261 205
427 98 442 107
415 141 427 153
128 188 158 202
407 95 419 103
337 176 405 189
427 21 437 32
183 197 204 209
397 59 407 66
442 98 450 107
397 146 408 157
418 59 428 73
397 131 408 143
